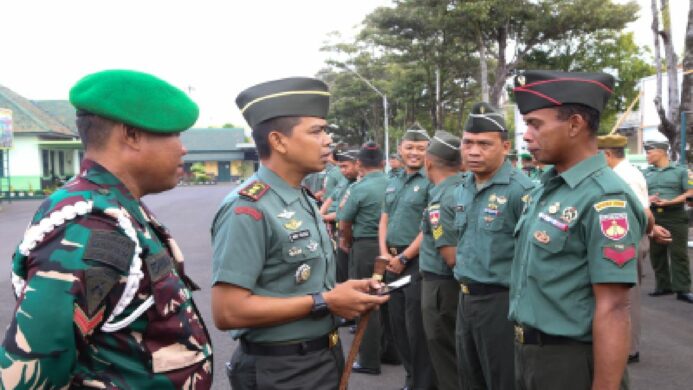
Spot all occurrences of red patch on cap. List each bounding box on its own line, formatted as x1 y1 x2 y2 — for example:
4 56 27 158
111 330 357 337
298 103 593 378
74 305 104 336
603 245 636 267
235 206 262 220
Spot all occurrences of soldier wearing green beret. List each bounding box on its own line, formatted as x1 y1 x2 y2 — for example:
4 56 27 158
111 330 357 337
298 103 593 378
211 77 388 390
337 142 388 374
378 125 435 390
1 69 213 388
509 70 647 389
642 140 693 303
454 102 533 390
418 130 464 390
320 147 360 283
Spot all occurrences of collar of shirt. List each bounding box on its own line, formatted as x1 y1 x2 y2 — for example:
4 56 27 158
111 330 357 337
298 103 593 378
465 159 513 190
544 153 606 189
432 173 464 198
361 170 385 182
257 164 303 205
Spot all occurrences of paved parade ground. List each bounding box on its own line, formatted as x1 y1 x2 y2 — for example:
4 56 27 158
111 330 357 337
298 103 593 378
1 184 692 389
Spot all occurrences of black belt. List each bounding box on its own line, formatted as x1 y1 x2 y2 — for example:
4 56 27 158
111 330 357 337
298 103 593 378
460 282 508 295
421 271 455 281
353 236 378 241
651 204 684 213
240 330 339 356
514 325 590 346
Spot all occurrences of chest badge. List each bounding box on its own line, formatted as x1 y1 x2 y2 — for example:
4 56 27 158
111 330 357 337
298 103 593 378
413 185 420 192
548 202 560 214
278 209 295 219
533 230 551 244
288 247 303 257
489 194 497 203
307 240 319 252
561 207 578 224
284 219 303 231
496 196 507 205
295 263 311 284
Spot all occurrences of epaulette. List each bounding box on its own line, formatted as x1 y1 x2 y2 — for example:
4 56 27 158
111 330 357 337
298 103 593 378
511 170 535 190
592 168 626 195
239 180 270 201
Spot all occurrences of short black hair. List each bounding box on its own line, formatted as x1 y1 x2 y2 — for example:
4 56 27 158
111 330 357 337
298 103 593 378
76 112 116 150
555 104 600 134
427 152 461 170
252 116 301 159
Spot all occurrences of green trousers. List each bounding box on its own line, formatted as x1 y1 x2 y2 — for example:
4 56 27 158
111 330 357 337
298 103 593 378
650 207 691 292
422 277 460 390
350 238 382 370
457 290 514 390
515 342 629 390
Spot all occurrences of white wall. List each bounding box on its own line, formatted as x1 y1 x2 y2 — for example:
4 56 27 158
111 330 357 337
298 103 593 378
8 135 41 176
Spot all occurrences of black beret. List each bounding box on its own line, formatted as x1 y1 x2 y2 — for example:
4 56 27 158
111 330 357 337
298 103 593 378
643 140 670 151
513 70 615 115
336 147 359 162
236 77 330 128
464 102 506 133
428 130 461 162
358 142 383 165
69 69 199 133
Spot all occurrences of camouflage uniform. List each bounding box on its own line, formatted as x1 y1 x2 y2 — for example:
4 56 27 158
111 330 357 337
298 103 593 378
1 160 213 389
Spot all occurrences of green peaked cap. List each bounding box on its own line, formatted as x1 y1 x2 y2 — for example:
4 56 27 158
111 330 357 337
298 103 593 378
643 140 669 151
464 102 506 133
427 130 460 162
402 123 430 141
69 69 199 133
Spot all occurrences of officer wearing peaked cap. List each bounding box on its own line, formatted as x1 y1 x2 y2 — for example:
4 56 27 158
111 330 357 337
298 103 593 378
642 139 693 304
509 71 646 389
211 77 388 390
1 69 213 388
455 102 533 390
418 130 464 390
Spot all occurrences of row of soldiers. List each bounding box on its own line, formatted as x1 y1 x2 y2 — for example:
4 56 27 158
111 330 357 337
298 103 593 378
1 68 690 390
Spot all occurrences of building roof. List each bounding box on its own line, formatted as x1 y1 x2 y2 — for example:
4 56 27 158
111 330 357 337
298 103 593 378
33 100 78 134
181 127 246 162
0 85 76 138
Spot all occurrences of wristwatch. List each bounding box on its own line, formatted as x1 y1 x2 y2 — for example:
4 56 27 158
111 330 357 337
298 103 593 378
397 253 410 266
309 292 330 318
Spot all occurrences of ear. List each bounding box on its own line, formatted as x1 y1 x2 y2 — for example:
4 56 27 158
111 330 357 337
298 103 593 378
119 125 144 151
502 139 511 154
268 131 288 155
567 114 585 138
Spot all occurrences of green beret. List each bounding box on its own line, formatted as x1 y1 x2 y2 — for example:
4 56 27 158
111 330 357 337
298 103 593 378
513 70 615 115
597 134 628 149
69 69 198 133
403 124 430 141
464 102 506 133
358 141 383 165
428 130 461 162
520 153 532 160
643 140 670 151
236 77 330 128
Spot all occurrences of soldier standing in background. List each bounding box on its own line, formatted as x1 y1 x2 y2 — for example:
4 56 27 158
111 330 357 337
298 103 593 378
211 77 388 390
379 128 435 390
509 70 646 389
643 140 693 303
455 102 533 390
338 142 388 375
0 69 213 388
389 153 404 178
419 130 464 390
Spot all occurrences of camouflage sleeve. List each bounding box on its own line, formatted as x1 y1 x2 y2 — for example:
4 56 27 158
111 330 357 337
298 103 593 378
1 215 128 389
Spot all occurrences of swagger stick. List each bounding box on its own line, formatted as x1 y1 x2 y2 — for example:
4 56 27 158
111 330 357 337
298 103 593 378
339 256 389 390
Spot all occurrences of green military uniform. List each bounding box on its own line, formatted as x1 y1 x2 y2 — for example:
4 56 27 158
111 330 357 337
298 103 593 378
383 128 435 389
0 70 212 389
454 102 534 390
337 144 387 372
324 163 346 202
510 70 646 390
213 77 344 390
419 131 464 390
643 145 692 295
328 149 359 283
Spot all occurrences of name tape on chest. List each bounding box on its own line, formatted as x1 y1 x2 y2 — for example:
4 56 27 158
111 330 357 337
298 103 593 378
289 229 311 242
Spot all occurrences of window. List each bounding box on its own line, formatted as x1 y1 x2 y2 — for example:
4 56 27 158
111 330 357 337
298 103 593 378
42 149 50 177
0 150 4 177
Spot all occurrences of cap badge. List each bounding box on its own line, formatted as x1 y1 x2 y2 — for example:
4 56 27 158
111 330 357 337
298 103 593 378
517 75 526 86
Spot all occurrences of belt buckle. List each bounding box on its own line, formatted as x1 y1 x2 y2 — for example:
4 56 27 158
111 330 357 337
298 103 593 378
657 208 663 213
514 325 524 344
329 330 339 348
389 248 398 256
460 283 470 294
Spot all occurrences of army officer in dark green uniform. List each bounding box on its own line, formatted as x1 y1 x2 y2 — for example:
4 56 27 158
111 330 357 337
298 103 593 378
338 142 388 374
211 77 388 390
509 70 646 390
419 130 464 390
455 102 534 390
643 140 693 303
379 127 435 390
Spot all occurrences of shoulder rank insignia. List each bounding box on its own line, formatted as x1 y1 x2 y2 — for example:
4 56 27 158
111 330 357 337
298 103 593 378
239 180 270 201
235 206 263 221
603 244 636 267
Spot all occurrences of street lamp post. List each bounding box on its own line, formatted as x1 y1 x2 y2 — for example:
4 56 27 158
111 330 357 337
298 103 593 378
338 64 390 171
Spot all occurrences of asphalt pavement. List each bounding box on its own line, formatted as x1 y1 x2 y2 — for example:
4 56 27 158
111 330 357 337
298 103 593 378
1 184 692 389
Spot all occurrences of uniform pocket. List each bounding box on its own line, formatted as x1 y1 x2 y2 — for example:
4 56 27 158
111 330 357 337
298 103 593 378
482 216 505 232
529 225 568 254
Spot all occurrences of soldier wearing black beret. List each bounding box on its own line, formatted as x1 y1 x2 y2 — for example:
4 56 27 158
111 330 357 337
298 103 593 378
211 77 388 390
509 70 647 389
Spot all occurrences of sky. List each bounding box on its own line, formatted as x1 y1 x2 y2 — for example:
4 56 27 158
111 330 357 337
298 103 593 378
0 0 688 131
